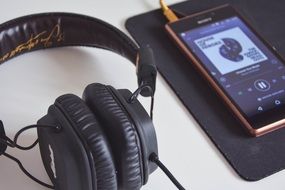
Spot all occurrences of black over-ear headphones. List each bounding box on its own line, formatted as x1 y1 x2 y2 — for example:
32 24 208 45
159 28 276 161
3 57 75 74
0 13 185 190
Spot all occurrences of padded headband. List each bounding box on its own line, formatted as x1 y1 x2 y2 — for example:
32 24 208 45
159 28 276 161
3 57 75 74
0 12 157 96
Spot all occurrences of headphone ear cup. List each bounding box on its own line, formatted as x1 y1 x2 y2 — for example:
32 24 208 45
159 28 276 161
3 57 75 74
38 105 94 190
83 83 144 190
53 94 118 190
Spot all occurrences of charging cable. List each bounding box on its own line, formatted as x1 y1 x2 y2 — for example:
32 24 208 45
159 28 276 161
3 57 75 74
159 0 179 22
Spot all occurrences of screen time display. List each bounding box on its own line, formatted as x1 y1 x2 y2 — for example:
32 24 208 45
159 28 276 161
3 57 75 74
180 17 285 118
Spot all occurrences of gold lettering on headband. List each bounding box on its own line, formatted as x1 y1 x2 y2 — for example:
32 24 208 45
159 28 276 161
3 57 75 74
0 24 64 62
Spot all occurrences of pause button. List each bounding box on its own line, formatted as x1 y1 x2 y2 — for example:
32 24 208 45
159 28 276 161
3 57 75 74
254 79 270 92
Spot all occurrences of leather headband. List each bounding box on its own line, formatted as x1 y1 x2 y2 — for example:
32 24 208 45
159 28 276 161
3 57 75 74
0 12 137 63
0 13 157 96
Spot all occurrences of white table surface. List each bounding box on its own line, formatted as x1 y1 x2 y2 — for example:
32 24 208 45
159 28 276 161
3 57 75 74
0 0 284 189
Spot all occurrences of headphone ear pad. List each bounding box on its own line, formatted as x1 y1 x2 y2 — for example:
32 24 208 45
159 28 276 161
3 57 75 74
83 83 144 190
54 94 118 190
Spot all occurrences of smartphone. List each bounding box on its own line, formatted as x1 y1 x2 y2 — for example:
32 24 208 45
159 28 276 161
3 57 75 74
165 4 285 136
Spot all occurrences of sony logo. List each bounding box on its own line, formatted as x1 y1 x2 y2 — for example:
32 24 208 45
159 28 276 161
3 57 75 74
197 17 212 24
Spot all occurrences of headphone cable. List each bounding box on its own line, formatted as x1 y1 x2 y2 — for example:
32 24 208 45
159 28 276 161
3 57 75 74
0 124 60 189
150 153 186 190
3 152 54 189
129 83 155 120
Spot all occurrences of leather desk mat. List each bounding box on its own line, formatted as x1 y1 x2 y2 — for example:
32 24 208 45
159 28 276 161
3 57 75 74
126 0 285 181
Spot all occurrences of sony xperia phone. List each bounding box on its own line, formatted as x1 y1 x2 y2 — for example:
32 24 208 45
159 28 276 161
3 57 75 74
166 5 285 136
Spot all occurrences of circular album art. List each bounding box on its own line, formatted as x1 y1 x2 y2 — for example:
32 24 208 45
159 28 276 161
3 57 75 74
219 38 244 62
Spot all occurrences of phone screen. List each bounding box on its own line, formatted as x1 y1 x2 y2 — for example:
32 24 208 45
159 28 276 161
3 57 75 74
178 15 285 128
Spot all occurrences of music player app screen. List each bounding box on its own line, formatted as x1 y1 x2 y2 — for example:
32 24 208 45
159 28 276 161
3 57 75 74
180 17 285 117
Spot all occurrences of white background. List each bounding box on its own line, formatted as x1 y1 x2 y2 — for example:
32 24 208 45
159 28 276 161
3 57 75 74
0 0 284 190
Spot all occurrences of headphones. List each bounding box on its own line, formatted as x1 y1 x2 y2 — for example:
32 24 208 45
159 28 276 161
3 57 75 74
0 13 185 190
0 12 158 190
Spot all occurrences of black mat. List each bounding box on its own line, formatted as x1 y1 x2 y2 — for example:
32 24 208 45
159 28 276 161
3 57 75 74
125 0 285 181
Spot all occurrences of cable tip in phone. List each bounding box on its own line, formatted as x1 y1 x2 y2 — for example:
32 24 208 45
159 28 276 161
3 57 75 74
159 0 178 22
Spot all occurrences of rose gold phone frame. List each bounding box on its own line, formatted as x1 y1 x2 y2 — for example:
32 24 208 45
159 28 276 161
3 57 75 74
165 5 285 136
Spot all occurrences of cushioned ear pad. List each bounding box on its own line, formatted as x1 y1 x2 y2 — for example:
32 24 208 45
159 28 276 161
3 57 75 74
55 94 117 190
83 83 143 190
